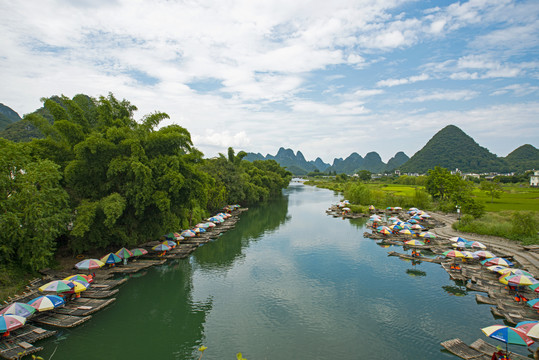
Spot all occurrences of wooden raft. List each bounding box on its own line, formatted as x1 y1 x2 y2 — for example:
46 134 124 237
0 325 57 360
387 251 444 263
53 297 116 316
108 259 166 274
470 339 530 360
31 312 91 328
440 338 490 359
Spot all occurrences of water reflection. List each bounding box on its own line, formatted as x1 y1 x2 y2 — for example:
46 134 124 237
193 193 290 270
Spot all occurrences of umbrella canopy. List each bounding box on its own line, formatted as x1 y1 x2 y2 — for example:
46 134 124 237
39 280 75 294
379 228 392 235
205 222 216 228
452 241 471 248
527 299 539 309
115 247 134 259
487 265 508 273
500 274 538 286
410 224 424 230
0 302 36 318
368 205 375 210
181 230 196 237
75 259 105 270
130 248 148 256
101 252 122 264
163 240 176 248
528 283 539 293
516 321 539 339
449 236 469 243
408 219 418 224
419 232 437 239
469 241 487 249
398 229 416 236
460 251 477 259
404 239 425 246
0 314 26 333
64 274 92 284
481 324 534 354
442 250 465 258
482 257 514 267
473 251 496 259
152 243 171 252
499 268 534 277
27 295 65 312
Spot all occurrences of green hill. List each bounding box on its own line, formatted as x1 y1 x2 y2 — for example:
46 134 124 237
504 144 539 171
0 103 21 130
399 125 508 173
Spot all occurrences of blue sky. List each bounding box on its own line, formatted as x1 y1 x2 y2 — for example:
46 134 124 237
1 0 538 163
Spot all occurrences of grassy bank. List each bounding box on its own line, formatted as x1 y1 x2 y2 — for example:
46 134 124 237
0 265 39 302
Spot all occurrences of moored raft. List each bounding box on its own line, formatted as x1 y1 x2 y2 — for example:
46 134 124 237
81 288 119 299
441 338 530 360
52 297 116 316
31 312 91 328
0 325 56 360
387 251 444 263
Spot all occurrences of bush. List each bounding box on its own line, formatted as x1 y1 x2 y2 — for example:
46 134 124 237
512 211 538 237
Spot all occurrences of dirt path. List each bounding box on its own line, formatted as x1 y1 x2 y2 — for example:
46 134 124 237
430 212 539 276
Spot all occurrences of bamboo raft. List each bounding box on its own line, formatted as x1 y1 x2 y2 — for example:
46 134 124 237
81 288 119 299
441 262 468 281
31 312 91 328
441 338 530 360
387 251 444 263
0 325 56 360
107 259 166 274
52 297 116 316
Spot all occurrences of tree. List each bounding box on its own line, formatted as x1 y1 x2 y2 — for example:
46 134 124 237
480 179 503 203
0 139 71 270
356 170 372 181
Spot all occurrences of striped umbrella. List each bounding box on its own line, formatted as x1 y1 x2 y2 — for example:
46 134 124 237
398 229 416 237
64 274 92 284
469 241 487 249
461 251 476 259
115 247 134 259
419 232 437 239
442 250 465 258
130 248 148 257
404 239 425 246
449 236 469 243
100 252 122 264
487 265 508 273
27 295 65 312
473 251 496 259
152 243 171 252
0 314 26 332
75 259 105 270
516 321 539 339
482 257 514 267
500 274 538 286
499 268 534 278
481 324 534 355
527 299 539 310
38 280 75 294
0 302 36 318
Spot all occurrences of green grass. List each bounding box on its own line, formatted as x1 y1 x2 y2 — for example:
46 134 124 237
473 185 539 212
0 265 38 302
366 184 423 197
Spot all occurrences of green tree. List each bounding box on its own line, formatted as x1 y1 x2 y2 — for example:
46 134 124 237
480 179 503 203
356 170 372 181
0 139 71 270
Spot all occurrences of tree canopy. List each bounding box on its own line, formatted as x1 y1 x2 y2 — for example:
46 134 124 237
0 93 291 270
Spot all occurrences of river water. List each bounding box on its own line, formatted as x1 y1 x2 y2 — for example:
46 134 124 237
38 183 508 359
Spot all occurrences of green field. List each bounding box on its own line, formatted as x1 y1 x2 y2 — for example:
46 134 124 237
366 184 422 197
473 185 539 212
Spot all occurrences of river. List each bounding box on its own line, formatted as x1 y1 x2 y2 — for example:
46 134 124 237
38 183 505 359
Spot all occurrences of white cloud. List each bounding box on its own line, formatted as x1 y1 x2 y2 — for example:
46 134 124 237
376 73 429 87
400 90 479 102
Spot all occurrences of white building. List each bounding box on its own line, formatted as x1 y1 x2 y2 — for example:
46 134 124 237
531 170 539 187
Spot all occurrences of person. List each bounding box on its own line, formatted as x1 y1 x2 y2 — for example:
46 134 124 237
491 348 504 360
1 331 10 338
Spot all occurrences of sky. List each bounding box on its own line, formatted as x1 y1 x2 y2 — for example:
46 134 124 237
1 0 538 163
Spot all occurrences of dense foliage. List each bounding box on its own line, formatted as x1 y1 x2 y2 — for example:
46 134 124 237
504 144 539 172
0 93 291 270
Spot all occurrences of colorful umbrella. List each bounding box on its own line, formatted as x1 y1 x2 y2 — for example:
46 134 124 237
469 241 487 249
528 283 539 293
487 265 508 273
419 232 436 239
27 295 65 312
460 251 476 259
516 321 539 339
115 247 134 259
408 219 418 224
500 274 538 286
473 251 496 259
181 230 196 237
398 229 416 236
499 268 534 278
75 259 105 270
64 274 92 284
482 257 514 267
449 236 468 243
0 314 26 333
442 250 465 258
101 252 122 264
481 324 534 355
38 280 75 293
404 239 425 246
410 224 424 230
130 248 148 256
163 240 176 248
0 302 36 318
527 299 539 309
379 228 392 235
152 243 171 252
